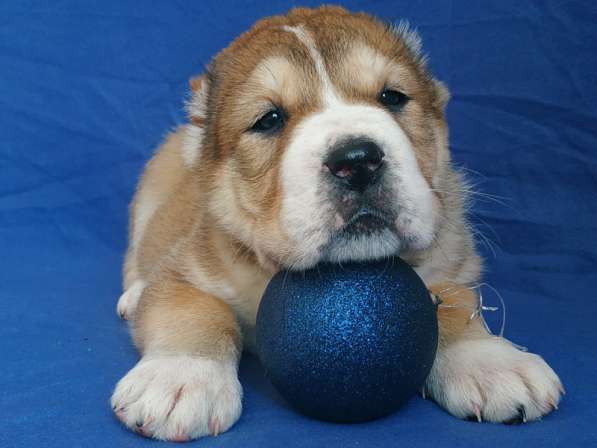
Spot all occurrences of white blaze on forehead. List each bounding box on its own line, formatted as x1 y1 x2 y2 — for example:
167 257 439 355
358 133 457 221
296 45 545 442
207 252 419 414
281 25 339 105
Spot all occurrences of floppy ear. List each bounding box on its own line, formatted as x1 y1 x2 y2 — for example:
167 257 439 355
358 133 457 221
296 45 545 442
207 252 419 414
433 79 450 111
182 74 209 167
187 74 208 127
189 74 205 92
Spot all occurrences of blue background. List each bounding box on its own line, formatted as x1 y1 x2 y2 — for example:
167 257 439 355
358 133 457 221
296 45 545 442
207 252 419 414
1 1 596 447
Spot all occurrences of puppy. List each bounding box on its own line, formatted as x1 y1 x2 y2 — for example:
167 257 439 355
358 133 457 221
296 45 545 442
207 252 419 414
112 6 563 441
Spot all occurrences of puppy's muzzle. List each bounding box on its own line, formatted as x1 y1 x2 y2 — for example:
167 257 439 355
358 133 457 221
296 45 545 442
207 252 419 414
325 138 385 193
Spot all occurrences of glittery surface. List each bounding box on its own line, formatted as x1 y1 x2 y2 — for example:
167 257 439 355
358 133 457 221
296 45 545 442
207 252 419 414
256 257 438 423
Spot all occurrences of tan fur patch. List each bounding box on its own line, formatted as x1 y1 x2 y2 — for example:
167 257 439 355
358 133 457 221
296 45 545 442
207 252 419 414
133 279 241 360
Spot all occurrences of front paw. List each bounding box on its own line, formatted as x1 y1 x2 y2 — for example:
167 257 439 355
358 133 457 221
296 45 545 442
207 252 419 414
426 337 563 423
111 355 242 441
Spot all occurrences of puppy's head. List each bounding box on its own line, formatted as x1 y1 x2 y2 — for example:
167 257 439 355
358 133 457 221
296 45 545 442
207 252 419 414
186 6 451 270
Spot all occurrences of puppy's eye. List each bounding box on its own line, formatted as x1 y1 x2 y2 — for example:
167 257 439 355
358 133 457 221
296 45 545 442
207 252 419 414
379 89 410 111
251 109 285 133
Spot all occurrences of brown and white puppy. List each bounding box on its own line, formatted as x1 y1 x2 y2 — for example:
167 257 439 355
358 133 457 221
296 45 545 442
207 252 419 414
111 6 563 441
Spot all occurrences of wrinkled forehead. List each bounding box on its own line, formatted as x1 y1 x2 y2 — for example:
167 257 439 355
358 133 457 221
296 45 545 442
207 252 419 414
222 21 425 115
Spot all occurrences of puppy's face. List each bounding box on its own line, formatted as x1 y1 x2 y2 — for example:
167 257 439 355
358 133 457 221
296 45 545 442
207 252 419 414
190 7 450 269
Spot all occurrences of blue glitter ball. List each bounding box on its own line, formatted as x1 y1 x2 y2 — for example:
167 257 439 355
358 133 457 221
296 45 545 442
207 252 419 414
256 257 438 423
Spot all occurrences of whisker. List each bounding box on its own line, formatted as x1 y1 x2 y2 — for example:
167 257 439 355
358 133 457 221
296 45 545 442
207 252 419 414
470 228 497 257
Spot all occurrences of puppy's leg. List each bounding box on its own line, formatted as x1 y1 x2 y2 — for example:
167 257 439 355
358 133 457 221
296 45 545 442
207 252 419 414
111 279 242 441
116 127 189 320
425 284 563 423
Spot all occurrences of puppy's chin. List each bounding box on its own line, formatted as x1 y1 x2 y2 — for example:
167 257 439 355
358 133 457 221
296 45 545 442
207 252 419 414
322 228 402 263
274 210 437 270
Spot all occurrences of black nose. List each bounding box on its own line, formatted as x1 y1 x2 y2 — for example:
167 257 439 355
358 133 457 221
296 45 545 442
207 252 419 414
325 139 385 192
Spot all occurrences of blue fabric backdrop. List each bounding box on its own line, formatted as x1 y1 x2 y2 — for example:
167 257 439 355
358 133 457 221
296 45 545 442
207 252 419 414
1 1 596 447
